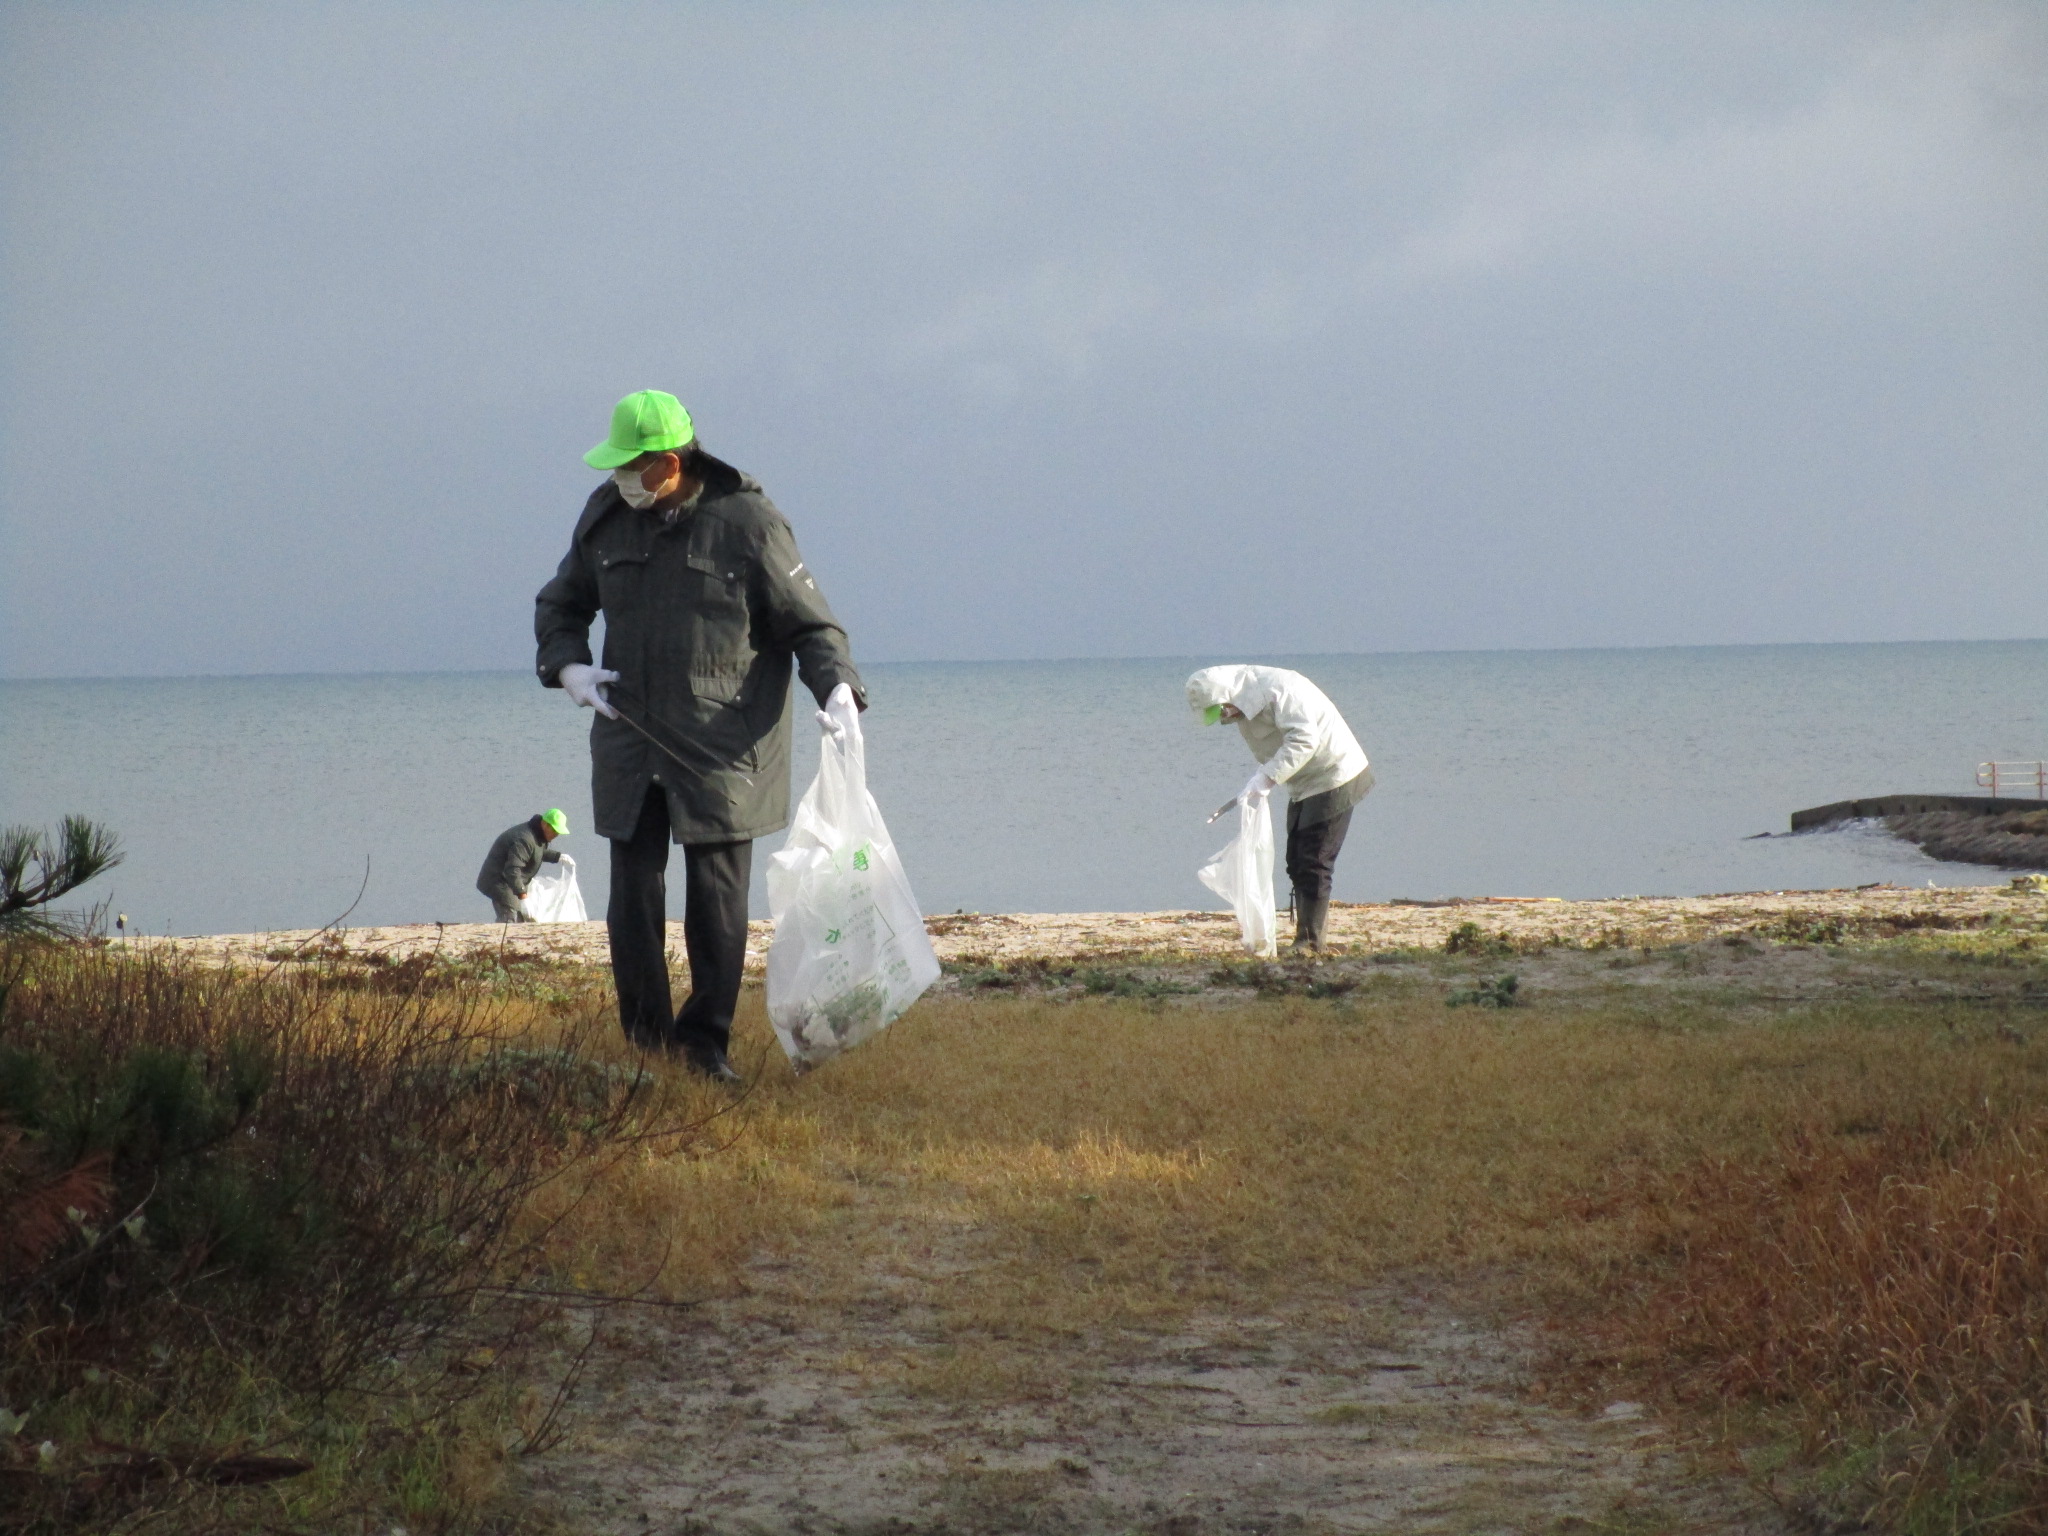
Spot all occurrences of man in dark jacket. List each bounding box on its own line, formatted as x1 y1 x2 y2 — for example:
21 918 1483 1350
476 809 571 922
535 390 865 1081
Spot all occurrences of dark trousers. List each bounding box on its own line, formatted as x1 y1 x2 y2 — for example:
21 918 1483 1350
489 894 532 923
608 785 752 1058
1285 804 1354 904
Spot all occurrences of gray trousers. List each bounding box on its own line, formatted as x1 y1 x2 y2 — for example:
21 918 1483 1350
1285 805 1354 904
1284 767 1371 904
490 893 533 923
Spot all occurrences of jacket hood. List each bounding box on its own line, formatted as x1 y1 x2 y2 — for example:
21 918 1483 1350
572 453 761 543
1186 665 1273 720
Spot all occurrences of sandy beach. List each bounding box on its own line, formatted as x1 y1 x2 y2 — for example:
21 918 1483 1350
134 881 2038 974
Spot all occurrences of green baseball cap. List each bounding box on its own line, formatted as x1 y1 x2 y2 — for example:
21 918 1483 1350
584 390 695 469
542 808 570 836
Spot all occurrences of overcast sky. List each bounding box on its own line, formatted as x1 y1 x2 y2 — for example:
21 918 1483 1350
2 1 2042 678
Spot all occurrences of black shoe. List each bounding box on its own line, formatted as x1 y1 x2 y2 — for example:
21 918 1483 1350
684 1048 743 1086
1292 895 1330 955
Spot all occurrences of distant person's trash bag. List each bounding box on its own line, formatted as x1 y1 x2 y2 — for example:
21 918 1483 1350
766 706 940 1071
525 860 587 923
1199 799 1278 957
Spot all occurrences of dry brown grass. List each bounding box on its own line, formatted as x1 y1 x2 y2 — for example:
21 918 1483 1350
50 936 2048 1529
542 990 2048 1329
530 984 2048 1529
1621 1116 2048 1531
0 944 699 1533
68 935 1986 1534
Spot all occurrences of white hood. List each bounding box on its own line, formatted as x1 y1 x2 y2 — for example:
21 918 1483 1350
1186 664 1273 719
1185 664 1368 800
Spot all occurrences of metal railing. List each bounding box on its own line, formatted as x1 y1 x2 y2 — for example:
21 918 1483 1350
1978 762 2048 798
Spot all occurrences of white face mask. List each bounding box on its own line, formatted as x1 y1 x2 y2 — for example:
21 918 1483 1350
613 466 660 509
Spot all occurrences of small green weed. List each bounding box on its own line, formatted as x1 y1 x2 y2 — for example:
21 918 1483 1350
1078 969 1197 999
1447 974 1520 1009
1444 921 1517 957
1209 961 1279 990
1760 913 1849 946
1207 962 1357 999
957 967 1021 990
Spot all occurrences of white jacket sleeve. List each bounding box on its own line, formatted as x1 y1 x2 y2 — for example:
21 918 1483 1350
1258 682 1327 786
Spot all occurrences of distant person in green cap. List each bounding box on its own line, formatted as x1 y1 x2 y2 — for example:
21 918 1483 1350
476 809 573 924
535 390 865 1081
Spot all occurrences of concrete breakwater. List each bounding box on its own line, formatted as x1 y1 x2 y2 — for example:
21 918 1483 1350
1887 809 2048 869
1793 795 2048 871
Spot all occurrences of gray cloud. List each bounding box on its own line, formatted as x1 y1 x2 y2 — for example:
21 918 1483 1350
2 1 2042 676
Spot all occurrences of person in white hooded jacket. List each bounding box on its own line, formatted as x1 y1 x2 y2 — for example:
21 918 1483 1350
1186 665 1372 953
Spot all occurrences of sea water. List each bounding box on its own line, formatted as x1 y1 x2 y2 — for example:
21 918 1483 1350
2 641 2042 936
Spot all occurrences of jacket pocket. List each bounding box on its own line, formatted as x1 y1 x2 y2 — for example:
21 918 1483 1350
686 552 745 583
595 549 649 606
690 668 748 705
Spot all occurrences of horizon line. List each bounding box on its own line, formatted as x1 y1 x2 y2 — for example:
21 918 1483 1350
3 634 2045 685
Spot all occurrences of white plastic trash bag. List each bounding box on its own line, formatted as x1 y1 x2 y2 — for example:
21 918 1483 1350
525 859 587 923
766 707 940 1070
1199 799 1279 957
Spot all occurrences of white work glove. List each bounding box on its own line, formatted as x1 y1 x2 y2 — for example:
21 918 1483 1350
1239 769 1276 809
557 662 619 720
558 854 575 869
815 682 862 747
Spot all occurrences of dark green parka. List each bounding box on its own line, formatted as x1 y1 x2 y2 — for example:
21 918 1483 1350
533 455 864 844
476 816 559 904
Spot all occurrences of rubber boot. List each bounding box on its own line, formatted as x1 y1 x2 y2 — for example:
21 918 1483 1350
1292 893 1330 955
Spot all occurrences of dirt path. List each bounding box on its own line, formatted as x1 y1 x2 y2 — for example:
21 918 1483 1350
530 1263 1785 1536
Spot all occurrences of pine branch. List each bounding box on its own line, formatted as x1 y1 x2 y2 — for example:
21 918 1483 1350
0 817 123 929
